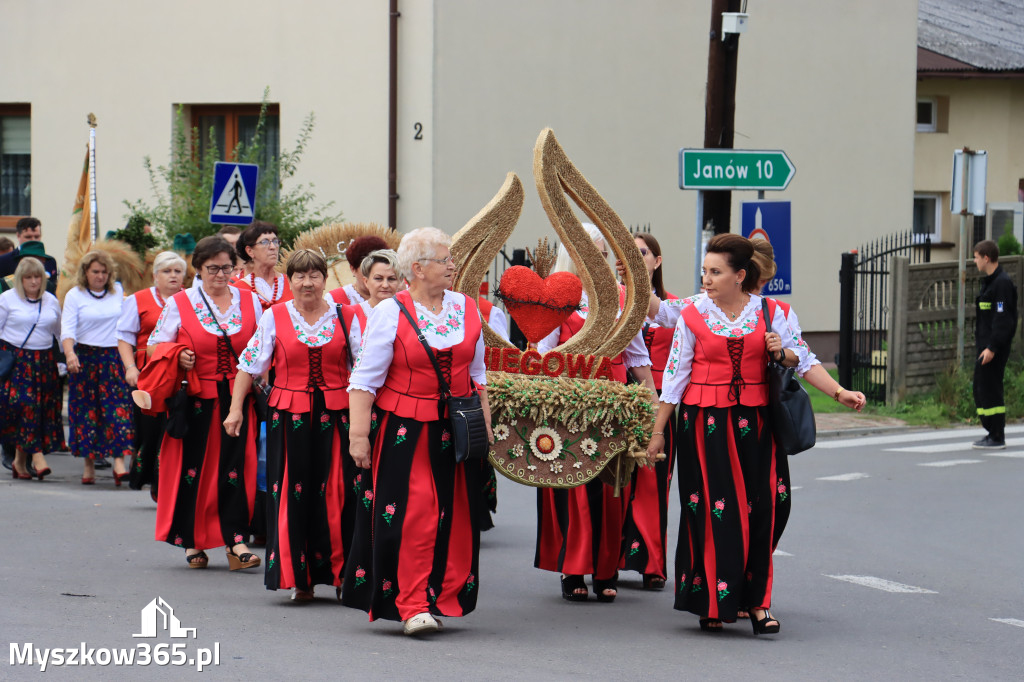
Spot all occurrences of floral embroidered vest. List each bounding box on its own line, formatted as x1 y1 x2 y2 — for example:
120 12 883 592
375 290 481 421
268 303 356 413
174 290 258 399
679 299 774 407
557 286 628 383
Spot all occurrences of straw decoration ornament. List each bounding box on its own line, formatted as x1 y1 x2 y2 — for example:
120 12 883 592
528 237 557 279
282 222 401 291
450 172 523 349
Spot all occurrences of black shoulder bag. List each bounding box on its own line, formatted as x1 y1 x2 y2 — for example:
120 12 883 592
761 298 816 456
0 298 42 382
395 298 489 463
335 304 355 368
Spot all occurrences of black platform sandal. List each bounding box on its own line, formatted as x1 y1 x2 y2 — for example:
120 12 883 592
643 574 666 590
593 574 618 603
750 609 780 635
699 618 723 632
560 574 588 602
185 550 208 569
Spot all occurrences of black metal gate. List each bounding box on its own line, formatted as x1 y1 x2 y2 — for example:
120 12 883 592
838 232 931 403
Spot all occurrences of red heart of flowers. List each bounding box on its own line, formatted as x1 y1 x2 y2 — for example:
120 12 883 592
497 266 582 344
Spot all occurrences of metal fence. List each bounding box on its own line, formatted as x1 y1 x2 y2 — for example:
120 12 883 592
838 232 931 403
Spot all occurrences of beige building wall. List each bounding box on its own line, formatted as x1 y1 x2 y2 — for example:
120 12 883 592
430 0 918 331
1 0 918 332
916 78 1024 256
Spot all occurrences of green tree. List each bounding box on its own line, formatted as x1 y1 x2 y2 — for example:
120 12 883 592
997 230 1022 257
124 88 341 248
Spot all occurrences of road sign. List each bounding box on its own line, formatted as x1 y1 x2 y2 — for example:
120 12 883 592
950 149 987 216
741 200 791 295
679 148 795 191
209 162 259 225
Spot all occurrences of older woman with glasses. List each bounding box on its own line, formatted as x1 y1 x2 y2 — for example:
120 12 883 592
341 227 492 636
0 256 65 479
62 250 135 485
148 236 263 571
234 221 291 312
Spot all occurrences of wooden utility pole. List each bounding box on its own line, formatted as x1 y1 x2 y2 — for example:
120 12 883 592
702 0 743 234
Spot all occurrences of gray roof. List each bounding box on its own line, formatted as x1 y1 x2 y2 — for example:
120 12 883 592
918 0 1024 70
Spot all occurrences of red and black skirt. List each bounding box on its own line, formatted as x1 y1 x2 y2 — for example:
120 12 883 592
341 410 481 622
673 404 791 621
535 477 631 581
129 407 165 492
0 342 66 455
154 381 257 551
262 390 353 592
620 410 676 579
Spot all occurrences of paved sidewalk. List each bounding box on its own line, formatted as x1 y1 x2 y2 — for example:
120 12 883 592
816 411 907 438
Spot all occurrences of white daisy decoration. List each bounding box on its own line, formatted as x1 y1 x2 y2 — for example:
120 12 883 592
510 444 525 459
580 438 598 456
509 418 517 426
601 424 616 438
527 464 537 471
493 424 510 441
573 461 583 468
549 461 564 474
528 427 563 462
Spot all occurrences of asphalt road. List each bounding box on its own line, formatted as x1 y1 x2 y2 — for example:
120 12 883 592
2 425 1022 680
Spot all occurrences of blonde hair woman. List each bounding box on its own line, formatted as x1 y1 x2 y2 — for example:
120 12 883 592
61 250 134 485
0 257 64 479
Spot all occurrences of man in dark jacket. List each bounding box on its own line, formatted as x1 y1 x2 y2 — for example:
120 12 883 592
971 240 1019 449
0 217 59 283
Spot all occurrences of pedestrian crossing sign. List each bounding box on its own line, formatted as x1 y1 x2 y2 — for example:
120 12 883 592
209 162 259 225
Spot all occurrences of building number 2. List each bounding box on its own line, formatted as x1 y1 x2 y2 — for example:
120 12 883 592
413 122 423 140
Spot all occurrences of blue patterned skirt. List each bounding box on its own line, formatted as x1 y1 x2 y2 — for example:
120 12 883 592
67 344 134 460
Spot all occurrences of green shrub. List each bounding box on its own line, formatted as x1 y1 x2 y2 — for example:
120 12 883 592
997 231 1022 257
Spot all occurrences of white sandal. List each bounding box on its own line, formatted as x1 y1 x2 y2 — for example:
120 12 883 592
402 612 440 635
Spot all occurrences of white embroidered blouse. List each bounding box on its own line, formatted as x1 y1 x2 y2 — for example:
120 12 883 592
236 301 363 375
115 287 165 346
148 286 262 345
536 291 652 368
660 294 803 405
347 291 487 395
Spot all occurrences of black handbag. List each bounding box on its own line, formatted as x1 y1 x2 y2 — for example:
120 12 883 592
0 299 42 382
762 298 816 456
165 381 191 439
395 299 489 464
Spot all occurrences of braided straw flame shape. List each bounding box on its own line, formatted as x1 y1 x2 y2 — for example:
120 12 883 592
451 128 649 357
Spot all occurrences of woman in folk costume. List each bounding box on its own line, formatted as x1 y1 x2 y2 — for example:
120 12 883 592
0 256 65 479
647 234 801 635
232 221 292 312
535 223 656 603
148 236 262 571
61 250 135 485
350 248 401 331
224 250 363 602
475 286 507 531
618 231 678 590
341 227 492 636
116 251 186 500
329 235 389 307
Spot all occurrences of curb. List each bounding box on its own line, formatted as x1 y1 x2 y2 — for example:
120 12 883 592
816 425 922 440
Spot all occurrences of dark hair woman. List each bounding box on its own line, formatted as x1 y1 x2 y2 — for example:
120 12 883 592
234 221 292 311
148 236 262 570
224 249 364 601
647 232 798 635
61 250 134 485
0 257 65 479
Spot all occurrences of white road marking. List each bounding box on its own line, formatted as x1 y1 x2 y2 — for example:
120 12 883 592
917 459 984 468
816 425 1024 450
888 438 1024 454
816 473 870 481
990 618 1024 628
825 575 937 594
773 549 793 557
982 451 1024 459
791 486 803 491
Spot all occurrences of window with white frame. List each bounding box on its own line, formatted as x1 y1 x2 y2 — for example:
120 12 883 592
913 194 941 242
0 104 31 227
916 98 937 133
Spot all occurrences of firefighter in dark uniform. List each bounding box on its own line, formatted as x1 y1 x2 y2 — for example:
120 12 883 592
971 240 1018 450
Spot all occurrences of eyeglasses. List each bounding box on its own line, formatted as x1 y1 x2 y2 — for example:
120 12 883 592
204 264 235 275
420 256 455 265
256 238 281 248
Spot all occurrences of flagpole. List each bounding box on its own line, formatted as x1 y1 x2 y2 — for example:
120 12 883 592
87 113 99 240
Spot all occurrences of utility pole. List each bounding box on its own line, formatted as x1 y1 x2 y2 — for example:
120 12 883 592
702 0 743 234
